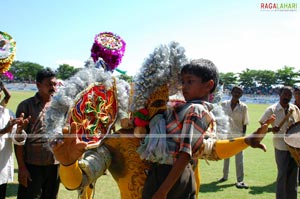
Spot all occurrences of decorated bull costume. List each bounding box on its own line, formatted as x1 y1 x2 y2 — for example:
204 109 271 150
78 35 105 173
47 32 275 199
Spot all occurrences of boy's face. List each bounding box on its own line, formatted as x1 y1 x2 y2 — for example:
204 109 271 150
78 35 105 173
181 73 213 101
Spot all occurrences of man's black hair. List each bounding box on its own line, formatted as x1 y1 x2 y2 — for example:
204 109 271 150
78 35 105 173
36 68 56 83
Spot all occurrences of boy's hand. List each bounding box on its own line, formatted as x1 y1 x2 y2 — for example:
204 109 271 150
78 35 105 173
245 114 275 152
50 122 88 166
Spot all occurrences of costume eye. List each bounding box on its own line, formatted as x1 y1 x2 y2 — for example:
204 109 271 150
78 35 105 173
150 100 166 108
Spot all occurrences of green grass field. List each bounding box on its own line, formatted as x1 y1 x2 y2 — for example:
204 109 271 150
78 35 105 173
4 91 300 198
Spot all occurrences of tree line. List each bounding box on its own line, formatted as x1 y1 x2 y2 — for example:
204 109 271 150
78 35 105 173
3 61 299 91
220 66 299 90
5 61 81 82
3 61 133 83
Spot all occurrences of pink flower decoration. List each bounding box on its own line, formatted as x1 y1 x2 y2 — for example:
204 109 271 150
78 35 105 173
91 32 126 71
3 71 14 80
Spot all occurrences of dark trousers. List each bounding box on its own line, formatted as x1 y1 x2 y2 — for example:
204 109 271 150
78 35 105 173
17 164 60 199
275 149 298 199
0 183 7 199
299 168 300 184
142 163 196 199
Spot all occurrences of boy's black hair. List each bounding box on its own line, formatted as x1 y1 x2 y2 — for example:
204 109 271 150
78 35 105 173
36 68 56 83
181 59 219 93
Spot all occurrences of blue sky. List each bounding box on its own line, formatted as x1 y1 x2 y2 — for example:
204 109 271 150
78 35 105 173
2 0 299 76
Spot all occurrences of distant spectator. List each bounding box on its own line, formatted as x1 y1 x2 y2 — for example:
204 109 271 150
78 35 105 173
210 80 224 104
293 86 300 185
259 86 300 199
218 86 249 189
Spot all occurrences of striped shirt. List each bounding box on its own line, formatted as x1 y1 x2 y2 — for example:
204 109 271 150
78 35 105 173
165 100 216 163
16 93 57 165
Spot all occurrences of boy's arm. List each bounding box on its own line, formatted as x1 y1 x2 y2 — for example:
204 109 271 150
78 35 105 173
152 152 190 199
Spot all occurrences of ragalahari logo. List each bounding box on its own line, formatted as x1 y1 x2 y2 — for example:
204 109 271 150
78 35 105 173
260 2 297 11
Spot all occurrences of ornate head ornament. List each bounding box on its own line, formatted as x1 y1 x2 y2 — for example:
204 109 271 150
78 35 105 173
130 41 188 136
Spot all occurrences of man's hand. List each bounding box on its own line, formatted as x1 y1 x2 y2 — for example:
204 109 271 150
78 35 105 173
15 113 31 133
18 167 32 187
245 114 276 152
50 122 88 166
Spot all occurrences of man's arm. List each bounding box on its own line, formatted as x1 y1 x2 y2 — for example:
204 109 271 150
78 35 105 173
14 103 31 187
242 125 247 135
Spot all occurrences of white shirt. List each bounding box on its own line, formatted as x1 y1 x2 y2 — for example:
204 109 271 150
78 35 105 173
221 100 249 138
0 106 26 185
259 103 300 151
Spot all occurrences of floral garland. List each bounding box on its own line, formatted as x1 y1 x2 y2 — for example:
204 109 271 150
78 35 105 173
91 32 126 72
0 31 16 73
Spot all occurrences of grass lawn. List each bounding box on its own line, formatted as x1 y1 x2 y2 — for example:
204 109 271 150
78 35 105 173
4 92 300 198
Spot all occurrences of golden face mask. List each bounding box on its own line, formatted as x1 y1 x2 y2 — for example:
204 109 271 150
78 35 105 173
147 84 169 119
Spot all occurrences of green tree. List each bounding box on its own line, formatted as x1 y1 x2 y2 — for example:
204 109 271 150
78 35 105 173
255 70 276 87
219 72 238 88
239 69 257 88
10 61 44 82
275 66 298 86
56 64 80 80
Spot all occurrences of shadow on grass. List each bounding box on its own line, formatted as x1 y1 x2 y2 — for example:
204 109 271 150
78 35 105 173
248 181 276 195
200 180 276 196
5 168 20 198
6 183 18 198
199 181 236 193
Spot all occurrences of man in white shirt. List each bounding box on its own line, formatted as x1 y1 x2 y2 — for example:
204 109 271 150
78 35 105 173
218 86 249 189
259 86 300 199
